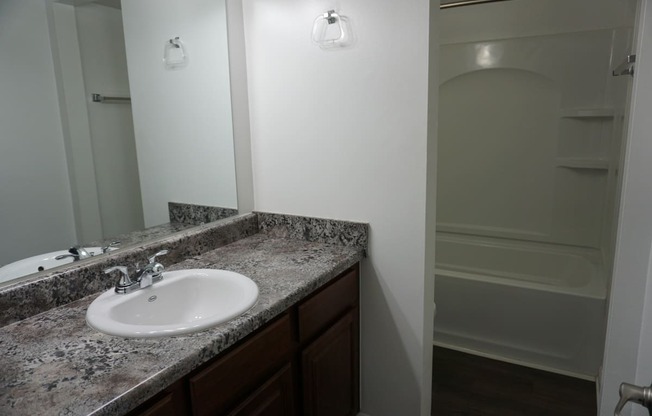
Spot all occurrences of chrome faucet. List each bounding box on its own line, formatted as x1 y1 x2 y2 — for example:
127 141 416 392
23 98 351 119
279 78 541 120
55 245 93 261
103 266 132 293
104 250 168 294
135 250 168 289
101 241 120 254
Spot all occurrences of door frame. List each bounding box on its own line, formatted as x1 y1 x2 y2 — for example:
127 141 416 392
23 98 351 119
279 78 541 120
599 0 652 414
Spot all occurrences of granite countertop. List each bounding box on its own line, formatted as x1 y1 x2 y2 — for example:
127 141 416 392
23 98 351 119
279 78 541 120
0 232 364 416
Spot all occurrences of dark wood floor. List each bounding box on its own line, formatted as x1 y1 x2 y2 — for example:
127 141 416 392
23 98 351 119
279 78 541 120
432 346 597 416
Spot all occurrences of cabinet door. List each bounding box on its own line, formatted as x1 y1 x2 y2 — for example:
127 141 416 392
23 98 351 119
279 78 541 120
302 308 359 416
226 364 296 416
189 315 292 416
128 380 189 416
132 393 178 416
298 266 358 344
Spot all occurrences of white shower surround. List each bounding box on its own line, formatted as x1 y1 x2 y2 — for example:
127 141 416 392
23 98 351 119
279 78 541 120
434 17 629 381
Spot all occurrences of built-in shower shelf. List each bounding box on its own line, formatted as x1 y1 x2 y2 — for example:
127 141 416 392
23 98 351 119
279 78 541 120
560 108 614 118
556 157 609 170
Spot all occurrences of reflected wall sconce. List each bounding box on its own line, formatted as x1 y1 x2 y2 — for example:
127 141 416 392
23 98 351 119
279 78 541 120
163 36 189 69
312 10 354 50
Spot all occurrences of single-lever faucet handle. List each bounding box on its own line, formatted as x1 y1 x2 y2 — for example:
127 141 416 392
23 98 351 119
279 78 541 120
135 250 168 289
70 245 92 259
104 266 132 289
147 250 168 264
101 241 120 254
55 245 93 261
54 246 93 261
615 382 652 415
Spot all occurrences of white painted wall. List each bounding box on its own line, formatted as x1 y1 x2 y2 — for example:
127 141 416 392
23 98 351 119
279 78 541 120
122 0 237 227
242 0 433 414
75 3 144 238
0 0 77 266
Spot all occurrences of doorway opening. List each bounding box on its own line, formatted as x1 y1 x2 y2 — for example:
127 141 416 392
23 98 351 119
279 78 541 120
431 0 636 407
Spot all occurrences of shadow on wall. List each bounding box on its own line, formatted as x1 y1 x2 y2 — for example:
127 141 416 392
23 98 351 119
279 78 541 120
360 260 424 415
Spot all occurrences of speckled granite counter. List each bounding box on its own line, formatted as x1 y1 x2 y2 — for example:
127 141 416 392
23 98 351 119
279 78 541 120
92 201 237 248
0 213 367 416
168 202 238 226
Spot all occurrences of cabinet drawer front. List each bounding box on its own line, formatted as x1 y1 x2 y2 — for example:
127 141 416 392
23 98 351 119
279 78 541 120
133 393 176 416
128 380 189 416
226 364 296 416
298 266 359 344
189 314 292 416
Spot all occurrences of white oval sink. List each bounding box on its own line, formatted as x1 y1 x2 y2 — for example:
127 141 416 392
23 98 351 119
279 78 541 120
0 247 112 284
86 269 258 338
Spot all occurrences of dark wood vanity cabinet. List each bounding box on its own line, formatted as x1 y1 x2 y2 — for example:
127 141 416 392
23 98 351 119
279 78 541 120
129 264 359 416
298 264 360 416
301 309 359 416
133 380 189 416
189 315 294 416
225 364 295 416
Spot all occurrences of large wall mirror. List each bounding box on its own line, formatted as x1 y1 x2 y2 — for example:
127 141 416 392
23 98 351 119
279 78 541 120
0 0 239 285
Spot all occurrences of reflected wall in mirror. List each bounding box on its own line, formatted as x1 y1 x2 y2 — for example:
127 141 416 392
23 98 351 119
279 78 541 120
0 0 238 284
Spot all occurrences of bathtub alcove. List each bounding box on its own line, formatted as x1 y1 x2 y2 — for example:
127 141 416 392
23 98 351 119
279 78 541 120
434 233 606 378
434 28 625 379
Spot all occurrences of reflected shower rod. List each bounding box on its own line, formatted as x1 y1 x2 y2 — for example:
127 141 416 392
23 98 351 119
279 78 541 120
91 93 131 103
441 0 512 9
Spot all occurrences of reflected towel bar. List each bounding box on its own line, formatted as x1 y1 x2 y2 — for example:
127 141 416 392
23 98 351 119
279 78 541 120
91 93 131 103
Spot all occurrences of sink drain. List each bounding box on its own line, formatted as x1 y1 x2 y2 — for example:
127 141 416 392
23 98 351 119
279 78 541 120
148 295 157 303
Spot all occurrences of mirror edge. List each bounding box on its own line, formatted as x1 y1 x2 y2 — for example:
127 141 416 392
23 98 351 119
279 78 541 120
226 0 254 213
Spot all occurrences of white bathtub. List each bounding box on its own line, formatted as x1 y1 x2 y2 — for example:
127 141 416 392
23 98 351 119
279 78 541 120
433 233 607 379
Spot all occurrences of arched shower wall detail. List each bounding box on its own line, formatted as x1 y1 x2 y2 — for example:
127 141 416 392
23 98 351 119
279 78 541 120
438 30 615 247
439 68 561 241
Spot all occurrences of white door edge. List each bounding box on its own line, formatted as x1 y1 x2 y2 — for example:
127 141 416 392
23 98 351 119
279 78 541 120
599 0 652 415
